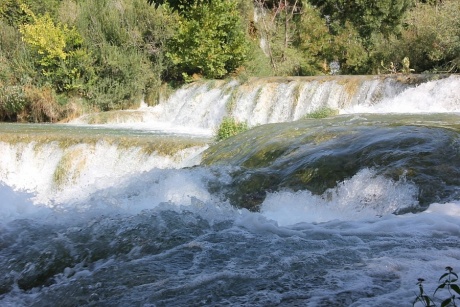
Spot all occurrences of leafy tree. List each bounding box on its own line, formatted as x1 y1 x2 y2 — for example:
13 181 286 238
373 0 460 73
19 5 71 67
0 0 61 26
330 21 369 74
75 0 174 109
309 0 412 48
253 0 304 75
166 0 248 79
19 4 93 93
295 2 332 74
0 0 30 26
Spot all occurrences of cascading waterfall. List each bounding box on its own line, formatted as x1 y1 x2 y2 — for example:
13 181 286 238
0 124 209 209
1 75 460 306
71 74 457 132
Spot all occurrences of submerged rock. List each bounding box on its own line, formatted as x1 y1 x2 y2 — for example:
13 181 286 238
202 114 460 211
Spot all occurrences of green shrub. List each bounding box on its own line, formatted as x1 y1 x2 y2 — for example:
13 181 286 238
373 0 460 73
18 4 95 95
24 85 62 122
0 19 36 83
0 83 64 122
76 0 169 110
0 85 27 120
304 107 339 119
216 117 248 141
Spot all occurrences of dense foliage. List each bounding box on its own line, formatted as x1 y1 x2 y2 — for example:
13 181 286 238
215 117 248 141
166 0 248 79
0 0 458 122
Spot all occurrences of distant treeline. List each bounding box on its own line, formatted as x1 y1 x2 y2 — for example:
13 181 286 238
0 0 458 122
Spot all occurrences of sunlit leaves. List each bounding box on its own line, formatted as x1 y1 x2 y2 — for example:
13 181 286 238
166 0 248 79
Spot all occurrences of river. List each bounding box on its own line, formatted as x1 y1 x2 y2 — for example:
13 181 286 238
1 75 459 306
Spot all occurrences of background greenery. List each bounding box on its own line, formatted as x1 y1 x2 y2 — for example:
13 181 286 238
0 0 458 122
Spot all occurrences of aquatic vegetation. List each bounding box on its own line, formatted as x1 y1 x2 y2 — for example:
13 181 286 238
304 106 339 119
215 117 248 141
414 267 460 307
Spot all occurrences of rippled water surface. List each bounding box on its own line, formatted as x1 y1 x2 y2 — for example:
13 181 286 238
1 75 460 306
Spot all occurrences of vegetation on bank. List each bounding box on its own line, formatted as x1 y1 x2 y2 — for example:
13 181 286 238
0 0 459 122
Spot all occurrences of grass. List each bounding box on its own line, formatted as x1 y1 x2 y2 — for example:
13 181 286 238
304 106 339 119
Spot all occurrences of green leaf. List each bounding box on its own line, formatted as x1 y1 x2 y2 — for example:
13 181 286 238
423 295 433 306
439 273 450 281
441 297 452 307
435 283 447 295
451 284 460 295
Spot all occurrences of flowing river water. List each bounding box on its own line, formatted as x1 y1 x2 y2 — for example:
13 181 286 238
1 75 460 306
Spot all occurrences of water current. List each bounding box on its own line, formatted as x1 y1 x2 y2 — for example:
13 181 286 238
1 75 460 306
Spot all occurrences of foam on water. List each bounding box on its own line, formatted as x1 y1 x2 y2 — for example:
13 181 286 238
0 184 52 222
0 141 206 207
1 167 459 306
344 75 460 114
260 168 419 225
0 164 435 227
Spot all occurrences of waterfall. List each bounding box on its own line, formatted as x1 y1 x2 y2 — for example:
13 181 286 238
0 125 209 207
2 75 460 306
71 74 459 133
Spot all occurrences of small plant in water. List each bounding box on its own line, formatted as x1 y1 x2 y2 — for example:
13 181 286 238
304 107 339 119
215 117 248 141
413 267 460 307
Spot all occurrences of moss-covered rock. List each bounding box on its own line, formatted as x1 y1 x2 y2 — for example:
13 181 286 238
202 114 460 211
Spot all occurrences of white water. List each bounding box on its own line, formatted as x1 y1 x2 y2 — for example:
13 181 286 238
70 75 460 135
261 168 419 225
345 75 460 114
1 75 460 306
1 164 459 305
0 140 206 206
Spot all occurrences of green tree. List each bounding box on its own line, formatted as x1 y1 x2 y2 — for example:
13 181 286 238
309 0 412 48
74 0 176 109
373 0 460 73
295 2 332 75
402 0 460 72
19 4 94 93
253 0 304 75
166 0 249 79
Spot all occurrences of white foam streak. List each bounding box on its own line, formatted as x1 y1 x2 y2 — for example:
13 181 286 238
345 75 460 114
0 184 51 222
0 141 206 207
260 169 419 225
